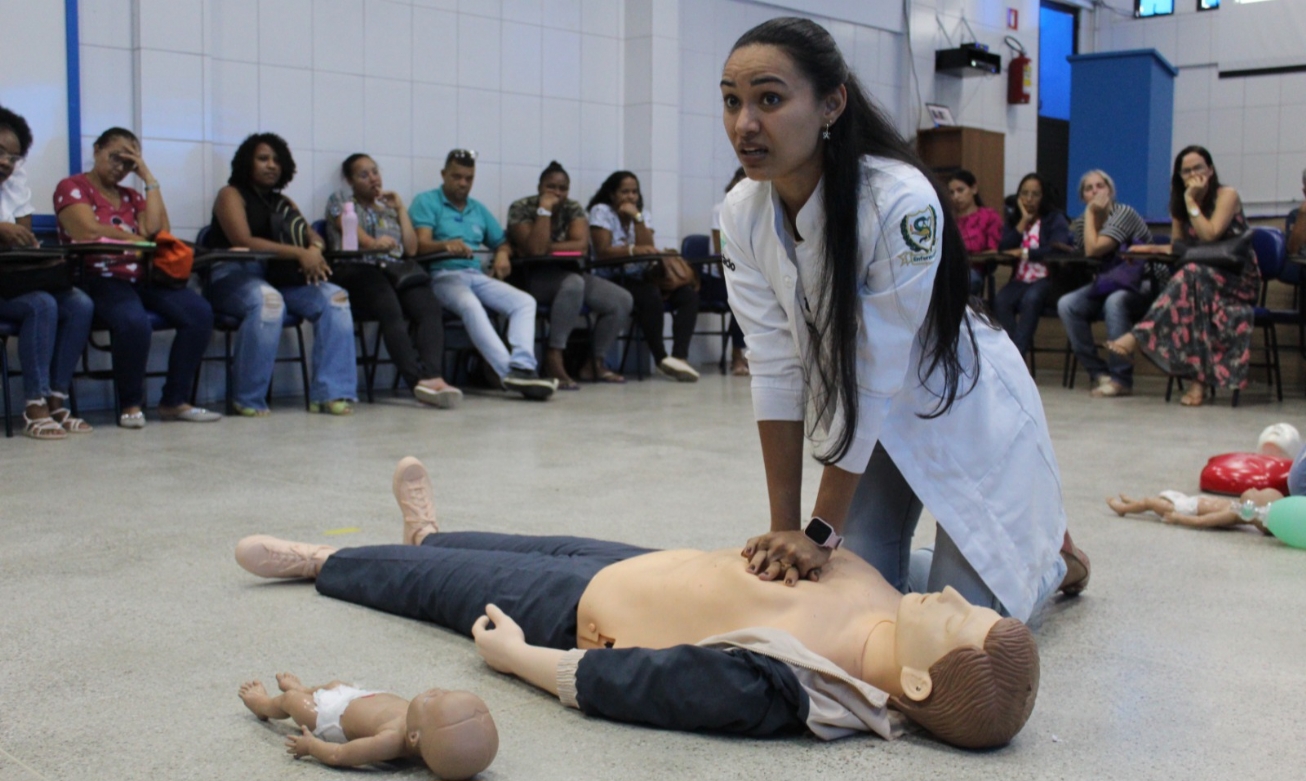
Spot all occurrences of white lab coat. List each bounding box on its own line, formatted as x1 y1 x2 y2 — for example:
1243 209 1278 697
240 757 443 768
720 156 1065 621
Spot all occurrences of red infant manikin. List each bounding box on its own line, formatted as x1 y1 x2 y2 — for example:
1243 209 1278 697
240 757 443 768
1200 453 1293 496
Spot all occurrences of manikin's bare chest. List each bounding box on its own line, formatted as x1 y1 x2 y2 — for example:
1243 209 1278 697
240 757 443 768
575 549 899 676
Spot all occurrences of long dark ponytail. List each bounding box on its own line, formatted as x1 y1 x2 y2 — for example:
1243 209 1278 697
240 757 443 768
730 17 975 465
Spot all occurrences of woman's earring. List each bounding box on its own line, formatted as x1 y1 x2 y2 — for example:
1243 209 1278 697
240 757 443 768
822 122 831 141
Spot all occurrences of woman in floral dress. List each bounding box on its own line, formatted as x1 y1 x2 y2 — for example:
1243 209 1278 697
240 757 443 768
1108 146 1259 407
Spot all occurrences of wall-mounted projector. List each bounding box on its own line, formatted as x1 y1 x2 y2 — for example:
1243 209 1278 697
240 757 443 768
935 43 1002 76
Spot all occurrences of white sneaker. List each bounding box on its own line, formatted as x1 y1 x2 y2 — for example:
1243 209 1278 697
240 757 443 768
394 456 439 545
657 356 700 382
234 535 334 579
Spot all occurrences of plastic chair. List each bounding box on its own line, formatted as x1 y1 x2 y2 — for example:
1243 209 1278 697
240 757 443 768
682 234 733 374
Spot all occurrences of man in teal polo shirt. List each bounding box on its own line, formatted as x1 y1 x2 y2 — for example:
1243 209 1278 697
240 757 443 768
411 149 555 400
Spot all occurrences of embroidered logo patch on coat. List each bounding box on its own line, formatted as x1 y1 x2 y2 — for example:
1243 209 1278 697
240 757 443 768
899 206 938 264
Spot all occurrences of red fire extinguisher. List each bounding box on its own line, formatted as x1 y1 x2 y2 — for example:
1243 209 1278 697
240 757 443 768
1006 36 1031 105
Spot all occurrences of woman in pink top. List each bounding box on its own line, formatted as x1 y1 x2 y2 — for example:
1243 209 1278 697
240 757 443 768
54 127 218 428
947 170 1002 296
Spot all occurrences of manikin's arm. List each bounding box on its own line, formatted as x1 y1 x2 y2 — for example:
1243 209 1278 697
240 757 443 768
473 605 563 695
471 606 807 736
287 726 408 767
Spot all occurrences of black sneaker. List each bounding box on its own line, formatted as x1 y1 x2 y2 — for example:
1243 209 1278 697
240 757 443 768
502 368 558 400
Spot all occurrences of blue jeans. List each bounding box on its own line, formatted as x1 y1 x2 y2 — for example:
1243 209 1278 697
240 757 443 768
993 277 1054 357
0 287 93 401
316 533 652 650
82 277 214 409
430 268 537 377
1057 282 1148 388
841 443 1053 616
207 262 357 408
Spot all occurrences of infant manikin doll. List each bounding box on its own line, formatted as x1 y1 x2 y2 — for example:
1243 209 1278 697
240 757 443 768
239 673 497 779
1107 487 1282 532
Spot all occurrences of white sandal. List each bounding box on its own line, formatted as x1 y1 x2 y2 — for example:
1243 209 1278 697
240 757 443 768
118 411 146 429
23 411 68 440
50 407 94 433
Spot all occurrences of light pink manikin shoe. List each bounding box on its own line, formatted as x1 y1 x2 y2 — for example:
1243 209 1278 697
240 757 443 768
394 456 439 545
234 535 334 579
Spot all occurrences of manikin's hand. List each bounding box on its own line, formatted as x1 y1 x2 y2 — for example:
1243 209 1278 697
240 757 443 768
286 726 317 758
472 604 526 673
741 530 831 586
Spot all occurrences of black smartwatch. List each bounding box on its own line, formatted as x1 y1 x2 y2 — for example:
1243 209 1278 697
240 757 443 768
803 517 843 550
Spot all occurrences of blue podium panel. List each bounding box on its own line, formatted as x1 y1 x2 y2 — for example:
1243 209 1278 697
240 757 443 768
1068 50 1177 223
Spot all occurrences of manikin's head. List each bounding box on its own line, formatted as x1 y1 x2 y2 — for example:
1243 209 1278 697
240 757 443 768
890 587 1039 749
1257 422 1302 460
405 688 498 780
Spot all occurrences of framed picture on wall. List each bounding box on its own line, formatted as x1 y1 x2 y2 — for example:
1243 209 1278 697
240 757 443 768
925 103 956 127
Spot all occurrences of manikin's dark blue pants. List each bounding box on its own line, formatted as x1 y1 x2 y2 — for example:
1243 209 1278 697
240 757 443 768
316 533 653 650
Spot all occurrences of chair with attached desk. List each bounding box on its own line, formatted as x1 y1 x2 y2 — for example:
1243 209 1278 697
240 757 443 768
193 226 310 414
681 233 733 375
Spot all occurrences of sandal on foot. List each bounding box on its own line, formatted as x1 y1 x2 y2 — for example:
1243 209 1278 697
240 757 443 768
309 399 354 415
233 403 271 417
1179 388 1206 407
414 385 463 409
23 412 68 440
1059 543 1091 596
159 406 222 422
50 407 93 433
1090 380 1131 398
118 411 146 429
1104 338 1136 360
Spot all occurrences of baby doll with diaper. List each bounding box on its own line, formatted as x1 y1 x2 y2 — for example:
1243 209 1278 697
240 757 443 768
1106 423 1302 533
1107 487 1283 532
239 672 497 779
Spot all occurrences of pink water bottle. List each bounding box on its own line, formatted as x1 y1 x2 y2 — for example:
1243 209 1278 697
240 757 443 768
341 201 359 251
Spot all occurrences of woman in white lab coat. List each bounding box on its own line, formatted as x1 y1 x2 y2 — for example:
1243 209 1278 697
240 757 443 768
718 18 1085 622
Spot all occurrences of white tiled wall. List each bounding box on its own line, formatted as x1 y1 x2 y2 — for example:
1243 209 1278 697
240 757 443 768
1091 0 1305 215
678 0 1043 242
73 0 629 245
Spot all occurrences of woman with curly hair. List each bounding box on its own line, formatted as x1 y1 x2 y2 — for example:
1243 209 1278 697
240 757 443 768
205 133 357 416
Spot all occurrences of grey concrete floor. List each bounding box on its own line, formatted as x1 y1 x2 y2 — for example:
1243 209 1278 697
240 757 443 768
2 372 1305 780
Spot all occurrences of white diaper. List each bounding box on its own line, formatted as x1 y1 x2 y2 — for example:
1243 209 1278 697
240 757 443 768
312 685 378 743
1159 490 1200 516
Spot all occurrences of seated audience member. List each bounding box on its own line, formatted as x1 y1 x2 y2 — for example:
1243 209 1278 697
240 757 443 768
947 169 1003 296
235 457 1040 751
994 173 1071 360
588 171 700 382
325 154 460 409
54 127 218 428
410 149 555 400
0 105 94 438
1287 168 1306 258
206 133 358 416
708 167 749 375
505 162 632 388
1107 146 1259 407
1056 170 1153 398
